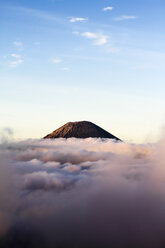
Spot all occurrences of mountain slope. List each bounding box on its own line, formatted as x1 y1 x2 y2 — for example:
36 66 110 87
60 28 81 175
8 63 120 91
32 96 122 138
44 121 121 141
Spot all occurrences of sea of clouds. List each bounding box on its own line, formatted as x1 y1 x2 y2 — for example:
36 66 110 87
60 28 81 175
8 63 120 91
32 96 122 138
1 132 165 248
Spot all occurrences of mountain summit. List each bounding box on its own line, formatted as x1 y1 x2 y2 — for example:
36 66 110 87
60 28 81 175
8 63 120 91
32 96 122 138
44 121 121 141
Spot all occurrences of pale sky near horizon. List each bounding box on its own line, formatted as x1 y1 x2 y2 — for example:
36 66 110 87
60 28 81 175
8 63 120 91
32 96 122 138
1 0 165 143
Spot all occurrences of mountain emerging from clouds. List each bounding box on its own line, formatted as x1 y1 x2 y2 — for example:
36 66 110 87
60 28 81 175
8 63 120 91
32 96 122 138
44 121 121 140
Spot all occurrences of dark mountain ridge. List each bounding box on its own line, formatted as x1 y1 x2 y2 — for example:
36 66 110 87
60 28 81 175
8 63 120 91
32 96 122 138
44 121 121 141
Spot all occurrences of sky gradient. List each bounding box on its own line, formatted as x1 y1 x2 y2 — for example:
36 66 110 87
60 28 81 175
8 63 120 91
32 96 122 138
1 0 165 143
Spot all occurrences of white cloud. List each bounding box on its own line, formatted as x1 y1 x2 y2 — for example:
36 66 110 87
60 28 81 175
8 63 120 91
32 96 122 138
9 59 24 68
106 43 120 54
61 67 70 71
69 17 88 23
82 32 97 39
2 137 165 247
51 58 62 64
1 54 23 68
13 41 23 48
11 54 21 58
103 6 113 11
11 6 64 24
72 31 80 35
114 15 137 21
81 32 108 46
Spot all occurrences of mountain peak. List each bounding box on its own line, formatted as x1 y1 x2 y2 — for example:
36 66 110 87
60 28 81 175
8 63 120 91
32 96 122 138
43 121 121 141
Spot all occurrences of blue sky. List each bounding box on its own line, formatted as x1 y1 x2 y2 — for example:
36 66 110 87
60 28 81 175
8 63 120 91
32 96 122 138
1 0 165 143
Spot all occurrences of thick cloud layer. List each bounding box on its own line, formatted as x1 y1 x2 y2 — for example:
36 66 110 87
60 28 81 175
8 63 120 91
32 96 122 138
0 137 165 247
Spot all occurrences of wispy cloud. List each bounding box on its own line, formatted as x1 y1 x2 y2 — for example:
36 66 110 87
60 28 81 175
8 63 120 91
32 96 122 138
61 67 70 71
81 32 108 46
69 17 88 23
72 31 80 35
51 58 62 64
13 41 22 47
13 41 23 50
7 6 65 25
11 54 21 58
103 6 113 11
9 59 24 68
114 15 137 21
5 53 24 67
